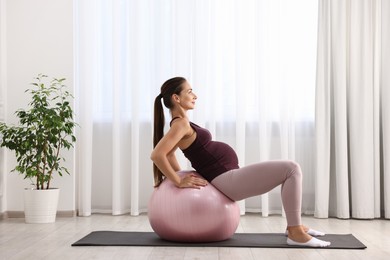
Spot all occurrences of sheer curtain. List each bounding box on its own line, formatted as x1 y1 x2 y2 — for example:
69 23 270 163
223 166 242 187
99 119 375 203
75 0 318 216
315 0 390 219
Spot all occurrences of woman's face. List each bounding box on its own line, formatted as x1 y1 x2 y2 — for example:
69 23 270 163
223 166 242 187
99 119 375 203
175 81 197 110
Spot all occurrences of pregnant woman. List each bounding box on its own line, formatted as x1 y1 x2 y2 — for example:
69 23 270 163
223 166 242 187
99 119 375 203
151 77 331 247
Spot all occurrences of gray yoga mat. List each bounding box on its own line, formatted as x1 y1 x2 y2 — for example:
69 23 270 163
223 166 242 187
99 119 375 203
72 231 366 249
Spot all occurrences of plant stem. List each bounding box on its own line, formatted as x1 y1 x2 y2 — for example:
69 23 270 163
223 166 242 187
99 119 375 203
41 142 48 190
46 136 62 189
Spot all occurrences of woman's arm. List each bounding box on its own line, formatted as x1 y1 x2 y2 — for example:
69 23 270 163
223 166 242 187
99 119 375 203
151 118 207 188
167 151 181 172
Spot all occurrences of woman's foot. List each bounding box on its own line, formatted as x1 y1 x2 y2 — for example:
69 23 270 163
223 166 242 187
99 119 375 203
287 237 331 247
285 225 325 236
286 225 331 247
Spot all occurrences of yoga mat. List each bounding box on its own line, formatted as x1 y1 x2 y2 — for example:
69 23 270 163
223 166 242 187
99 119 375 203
72 231 366 249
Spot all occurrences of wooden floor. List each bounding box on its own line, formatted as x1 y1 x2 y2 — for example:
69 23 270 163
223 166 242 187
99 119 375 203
0 213 389 260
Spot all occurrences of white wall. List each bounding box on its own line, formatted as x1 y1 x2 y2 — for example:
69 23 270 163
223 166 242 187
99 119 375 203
1 0 74 213
0 0 7 213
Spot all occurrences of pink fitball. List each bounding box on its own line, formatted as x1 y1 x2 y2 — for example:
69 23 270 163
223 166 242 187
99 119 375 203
148 171 240 242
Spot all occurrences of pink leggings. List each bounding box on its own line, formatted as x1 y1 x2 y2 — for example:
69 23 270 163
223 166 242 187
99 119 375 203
211 160 302 227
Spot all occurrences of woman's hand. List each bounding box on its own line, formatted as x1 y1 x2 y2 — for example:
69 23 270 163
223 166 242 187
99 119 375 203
178 173 208 189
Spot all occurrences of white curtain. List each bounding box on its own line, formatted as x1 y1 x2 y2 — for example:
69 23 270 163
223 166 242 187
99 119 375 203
75 0 318 216
315 0 390 219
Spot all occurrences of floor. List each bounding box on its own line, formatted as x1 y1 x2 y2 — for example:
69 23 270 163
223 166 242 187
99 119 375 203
0 213 389 260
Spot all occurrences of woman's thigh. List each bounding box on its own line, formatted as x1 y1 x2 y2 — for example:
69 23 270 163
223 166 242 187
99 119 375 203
211 160 300 201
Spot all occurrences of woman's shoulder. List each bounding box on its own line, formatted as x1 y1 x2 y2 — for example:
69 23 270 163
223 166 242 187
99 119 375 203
170 117 190 127
169 117 193 138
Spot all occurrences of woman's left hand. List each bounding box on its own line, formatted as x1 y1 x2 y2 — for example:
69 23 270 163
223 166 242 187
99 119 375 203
178 173 208 189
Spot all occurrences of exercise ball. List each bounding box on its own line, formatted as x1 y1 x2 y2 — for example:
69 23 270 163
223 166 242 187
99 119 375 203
148 171 240 242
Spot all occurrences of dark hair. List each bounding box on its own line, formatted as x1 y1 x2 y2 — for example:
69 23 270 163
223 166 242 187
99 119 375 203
153 77 186 187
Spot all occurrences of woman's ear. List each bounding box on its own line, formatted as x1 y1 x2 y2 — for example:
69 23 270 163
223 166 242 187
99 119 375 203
172 94 180 103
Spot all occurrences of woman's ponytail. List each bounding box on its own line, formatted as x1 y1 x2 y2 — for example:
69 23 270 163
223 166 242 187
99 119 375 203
152 77 187 187
153 94 165 187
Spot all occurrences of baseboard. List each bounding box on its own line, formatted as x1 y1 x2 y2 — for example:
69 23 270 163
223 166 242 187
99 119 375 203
0 211 8 220
57 210 77 217
1 210 76 219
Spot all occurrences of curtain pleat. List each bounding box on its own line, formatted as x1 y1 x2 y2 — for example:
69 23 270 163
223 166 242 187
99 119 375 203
111 0 122 216
75 0 98 217
382 0 390 219
128 0 140 216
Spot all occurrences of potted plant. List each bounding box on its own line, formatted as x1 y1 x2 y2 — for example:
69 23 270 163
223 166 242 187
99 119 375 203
0 74 76 223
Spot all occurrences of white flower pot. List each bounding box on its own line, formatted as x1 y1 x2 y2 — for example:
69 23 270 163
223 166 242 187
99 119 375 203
24 188 60 223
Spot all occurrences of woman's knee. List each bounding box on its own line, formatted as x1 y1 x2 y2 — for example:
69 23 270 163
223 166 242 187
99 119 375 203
285 160 302 178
